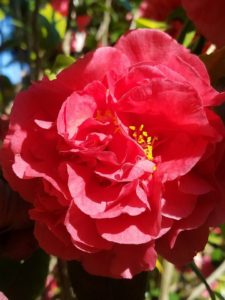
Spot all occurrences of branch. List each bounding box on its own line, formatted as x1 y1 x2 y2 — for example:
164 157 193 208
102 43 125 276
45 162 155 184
188 261 219 300
96 0 112 46
57 259 76 300
66 0 75 31
31 0 41 80
159 260 175 300
63 0 75 55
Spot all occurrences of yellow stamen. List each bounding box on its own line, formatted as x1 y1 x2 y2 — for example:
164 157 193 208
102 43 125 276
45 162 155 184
138 135 145 144
129 124 157 162
139 124 144 131
129 125 136 131
147 136 152 143
144 145 153 160
143 131 148 137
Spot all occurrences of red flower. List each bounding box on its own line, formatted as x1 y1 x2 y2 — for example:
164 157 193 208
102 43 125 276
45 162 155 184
139 0 225 48
182 0 225 48
157 137 225 265
1 29 225 278
51 0 69 17
139 0 182 39
0 116 37 260
139 0 181 21
77 15 91 31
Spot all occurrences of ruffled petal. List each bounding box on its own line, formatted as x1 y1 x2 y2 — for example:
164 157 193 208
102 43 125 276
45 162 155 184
34 222 80 260
82 243 157 278
57 47 130 91
156 225 209 266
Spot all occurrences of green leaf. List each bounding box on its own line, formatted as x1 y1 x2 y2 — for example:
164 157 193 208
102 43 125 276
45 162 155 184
44 69 57 80
150 288 160 297
52 54 76 72
177 19 195 45
214 291 225 300
183 30 195 47
135 18 167 30
37 14 61 50
0 249 50 300
0 9 5 21
169 292 180 300
208 232 223 246
116 0 132 11
0 0 9 6
212 248 225 262
45 54 75 80
40 3 67 39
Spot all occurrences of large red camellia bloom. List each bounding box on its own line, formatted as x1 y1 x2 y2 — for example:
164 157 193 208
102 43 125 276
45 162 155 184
1 29 225 278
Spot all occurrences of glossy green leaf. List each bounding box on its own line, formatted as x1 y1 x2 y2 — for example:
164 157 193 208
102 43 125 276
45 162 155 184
135 18 167 30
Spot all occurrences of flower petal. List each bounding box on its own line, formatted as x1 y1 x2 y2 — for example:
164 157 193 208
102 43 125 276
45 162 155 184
57 47 130 91
65 203 112 252
82 243 157 278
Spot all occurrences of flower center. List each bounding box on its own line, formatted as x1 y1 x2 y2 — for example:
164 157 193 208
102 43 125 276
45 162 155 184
95 109 114 122
129 124 157 161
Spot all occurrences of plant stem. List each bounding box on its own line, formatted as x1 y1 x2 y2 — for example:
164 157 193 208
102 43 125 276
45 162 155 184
31 0 41 80
66 0 75 31
159 260 175 300
188 260 225 300
96 0 112 46
57 259 76 300
63 0 75 55
189 261 216 300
